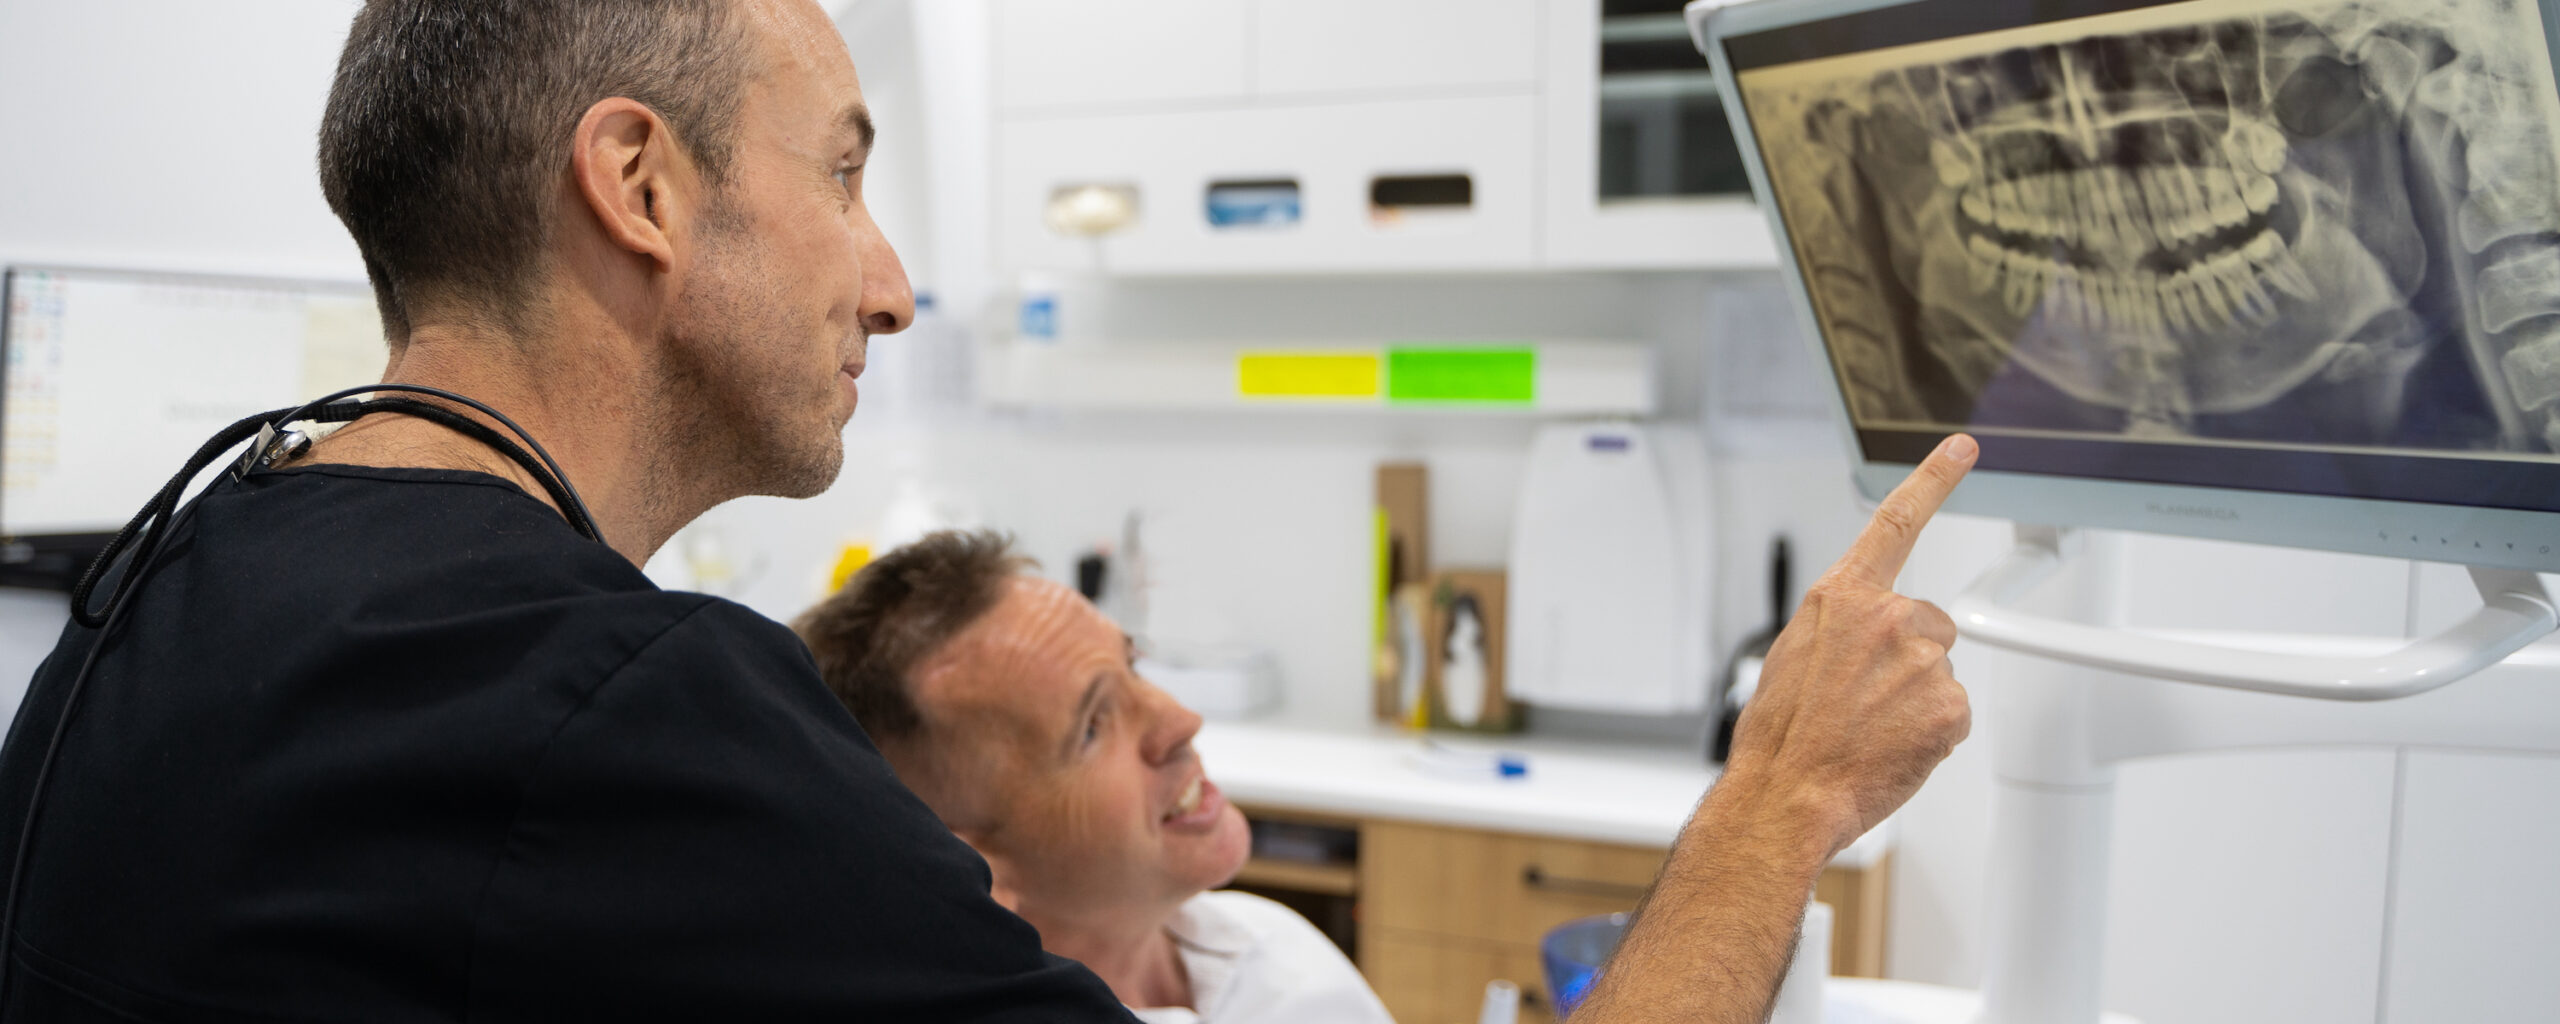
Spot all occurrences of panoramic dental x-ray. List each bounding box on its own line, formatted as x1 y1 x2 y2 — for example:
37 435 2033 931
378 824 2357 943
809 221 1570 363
1742 0 2560 455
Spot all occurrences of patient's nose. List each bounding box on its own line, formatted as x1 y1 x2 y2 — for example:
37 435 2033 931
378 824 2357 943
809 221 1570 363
1140 685 1204 765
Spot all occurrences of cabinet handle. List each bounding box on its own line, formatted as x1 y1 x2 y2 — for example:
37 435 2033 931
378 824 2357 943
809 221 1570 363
1520 865 1649 901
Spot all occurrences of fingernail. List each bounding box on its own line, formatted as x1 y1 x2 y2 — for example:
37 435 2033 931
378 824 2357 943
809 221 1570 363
1943 434 1977 462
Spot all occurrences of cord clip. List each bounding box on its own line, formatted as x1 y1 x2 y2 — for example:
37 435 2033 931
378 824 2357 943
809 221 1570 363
230 423 311 480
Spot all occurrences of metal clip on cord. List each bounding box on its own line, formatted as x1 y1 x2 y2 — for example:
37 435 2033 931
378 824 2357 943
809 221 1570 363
4 384 596 1009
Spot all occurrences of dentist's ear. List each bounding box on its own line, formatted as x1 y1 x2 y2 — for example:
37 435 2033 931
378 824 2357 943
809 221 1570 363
954 830 1023 914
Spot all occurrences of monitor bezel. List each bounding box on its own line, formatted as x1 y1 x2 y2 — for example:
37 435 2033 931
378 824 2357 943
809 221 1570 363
1692 0 2560 572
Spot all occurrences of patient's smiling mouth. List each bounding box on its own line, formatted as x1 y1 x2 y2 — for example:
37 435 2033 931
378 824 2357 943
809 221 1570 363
1163 775 1226 830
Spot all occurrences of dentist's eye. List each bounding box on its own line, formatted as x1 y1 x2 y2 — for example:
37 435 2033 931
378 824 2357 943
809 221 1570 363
834 164 864 197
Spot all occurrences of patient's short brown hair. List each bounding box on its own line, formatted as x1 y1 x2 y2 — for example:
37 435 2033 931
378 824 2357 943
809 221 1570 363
793 529 1033 742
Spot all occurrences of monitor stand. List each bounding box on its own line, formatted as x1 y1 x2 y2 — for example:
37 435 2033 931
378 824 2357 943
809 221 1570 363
1950 525 2560 1024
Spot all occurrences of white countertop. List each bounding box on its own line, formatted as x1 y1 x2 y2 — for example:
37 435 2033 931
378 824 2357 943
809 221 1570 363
1196 721 1894 869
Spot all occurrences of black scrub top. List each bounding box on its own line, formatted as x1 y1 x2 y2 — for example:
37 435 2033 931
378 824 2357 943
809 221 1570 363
0 465 1135 1022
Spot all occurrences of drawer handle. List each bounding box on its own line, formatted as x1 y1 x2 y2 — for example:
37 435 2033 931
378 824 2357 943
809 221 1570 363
1521 865 1649 901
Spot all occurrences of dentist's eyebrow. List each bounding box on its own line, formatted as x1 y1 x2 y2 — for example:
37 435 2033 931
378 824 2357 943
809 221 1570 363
839 103 875 154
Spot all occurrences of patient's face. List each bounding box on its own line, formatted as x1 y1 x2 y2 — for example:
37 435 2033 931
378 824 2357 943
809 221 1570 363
913 576 1250 917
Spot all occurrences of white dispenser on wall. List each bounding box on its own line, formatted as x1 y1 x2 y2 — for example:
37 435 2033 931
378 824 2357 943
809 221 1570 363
1506 420 1713 713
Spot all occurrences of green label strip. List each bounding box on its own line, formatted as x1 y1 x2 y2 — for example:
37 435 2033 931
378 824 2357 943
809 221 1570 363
1386 348 1537 404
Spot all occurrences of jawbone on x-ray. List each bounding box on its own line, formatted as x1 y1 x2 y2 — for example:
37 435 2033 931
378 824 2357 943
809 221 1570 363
1742 0 2560 453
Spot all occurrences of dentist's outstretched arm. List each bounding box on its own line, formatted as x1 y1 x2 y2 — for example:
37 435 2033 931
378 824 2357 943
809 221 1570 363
1570 434 1977 1023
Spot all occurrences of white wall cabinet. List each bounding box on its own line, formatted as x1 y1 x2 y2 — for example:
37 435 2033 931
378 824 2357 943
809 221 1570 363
1538 0 1774 269
1254 0 1540 99
997 96 1538 275
988 0 1774 275
991 0 1250 113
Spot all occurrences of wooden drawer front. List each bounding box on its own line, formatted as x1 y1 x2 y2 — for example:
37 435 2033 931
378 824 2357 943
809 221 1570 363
1364 930 1561 1024
1362 821 1666 946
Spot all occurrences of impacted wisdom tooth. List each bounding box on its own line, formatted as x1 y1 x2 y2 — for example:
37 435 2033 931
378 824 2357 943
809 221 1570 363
2227 119 2290 174
2242 173 2279 214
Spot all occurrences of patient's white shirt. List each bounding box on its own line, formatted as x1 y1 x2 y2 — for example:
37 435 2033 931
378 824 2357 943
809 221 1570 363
1129 890 1395 1024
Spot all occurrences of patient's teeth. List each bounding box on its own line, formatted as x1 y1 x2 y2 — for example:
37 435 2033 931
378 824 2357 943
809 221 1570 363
2188 265 2234 328
2073 172 2111 250
1962 188 1993 225
2221 257 2280 325
2140 168 2181 242
2171 166 2211 235
2052 268 2087 329
2026 175 2065 241
1966 236 2003 291
1994 181 2027 233
2103 171 2151 251
2004 254 2044 316
2158 270 2194 334
2243 231 2318 301
1174 776 1203 817
2242 173 2279 214
2202 172 2246 229
2084 274 2114 331
2227 119 2290 175
2127 275 2155 335
2028 177 2066 241
2045 266 2076 324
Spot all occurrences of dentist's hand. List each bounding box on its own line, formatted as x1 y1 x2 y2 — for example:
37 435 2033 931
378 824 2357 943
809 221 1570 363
1724 433 1978 856
1573 434 1979 1024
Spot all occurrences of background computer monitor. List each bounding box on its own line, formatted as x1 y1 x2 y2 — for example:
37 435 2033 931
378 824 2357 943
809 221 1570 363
0 266 383 586
1696 0 2560 571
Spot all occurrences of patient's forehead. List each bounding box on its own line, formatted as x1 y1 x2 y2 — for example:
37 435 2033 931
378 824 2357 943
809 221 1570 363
911 576 1120 744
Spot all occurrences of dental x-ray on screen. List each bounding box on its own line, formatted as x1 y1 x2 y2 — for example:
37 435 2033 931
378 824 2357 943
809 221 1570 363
1722 0 2560 517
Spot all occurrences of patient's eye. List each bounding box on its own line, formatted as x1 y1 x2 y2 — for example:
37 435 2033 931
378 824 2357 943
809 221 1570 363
1082 702 1108 747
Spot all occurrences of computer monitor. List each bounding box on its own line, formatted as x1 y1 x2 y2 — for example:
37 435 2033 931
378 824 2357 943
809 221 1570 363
1694 0 2560 571
0 266 384 586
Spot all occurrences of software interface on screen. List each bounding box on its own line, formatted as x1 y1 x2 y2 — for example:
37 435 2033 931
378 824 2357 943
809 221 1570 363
0 268 385 537
1722 0 2560 513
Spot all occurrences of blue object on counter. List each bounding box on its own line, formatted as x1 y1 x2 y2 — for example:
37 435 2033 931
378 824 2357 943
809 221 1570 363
1542 912 1631 1017
1407 740 1530 781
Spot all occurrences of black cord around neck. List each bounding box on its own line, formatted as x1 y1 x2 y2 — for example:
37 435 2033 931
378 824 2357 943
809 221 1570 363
339 397 602 541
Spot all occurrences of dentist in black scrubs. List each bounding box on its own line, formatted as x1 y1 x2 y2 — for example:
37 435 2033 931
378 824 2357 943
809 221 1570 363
0 1 1979 1020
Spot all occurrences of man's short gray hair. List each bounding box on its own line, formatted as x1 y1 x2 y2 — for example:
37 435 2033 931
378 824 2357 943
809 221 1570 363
317 0 758 344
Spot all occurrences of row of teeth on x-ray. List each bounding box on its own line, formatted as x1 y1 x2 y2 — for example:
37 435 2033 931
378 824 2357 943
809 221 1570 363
1963 227 2318 335
1956 164 2280 252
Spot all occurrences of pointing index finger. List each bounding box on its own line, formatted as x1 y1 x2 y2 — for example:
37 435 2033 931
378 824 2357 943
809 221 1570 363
1836 434 1978 589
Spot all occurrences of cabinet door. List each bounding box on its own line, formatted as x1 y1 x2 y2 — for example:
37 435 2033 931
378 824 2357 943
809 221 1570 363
1254 0 1540 98
996 96 1538 275
1364 930 1529 1024
1539 0 1777 268
992 0 1249 113
1359 819 1893 984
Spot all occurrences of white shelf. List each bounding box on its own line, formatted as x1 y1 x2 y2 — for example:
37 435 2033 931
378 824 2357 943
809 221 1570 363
980 339 1656 416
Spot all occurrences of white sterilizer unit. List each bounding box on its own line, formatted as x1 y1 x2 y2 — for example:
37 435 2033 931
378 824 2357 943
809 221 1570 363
1507 420 1714 713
